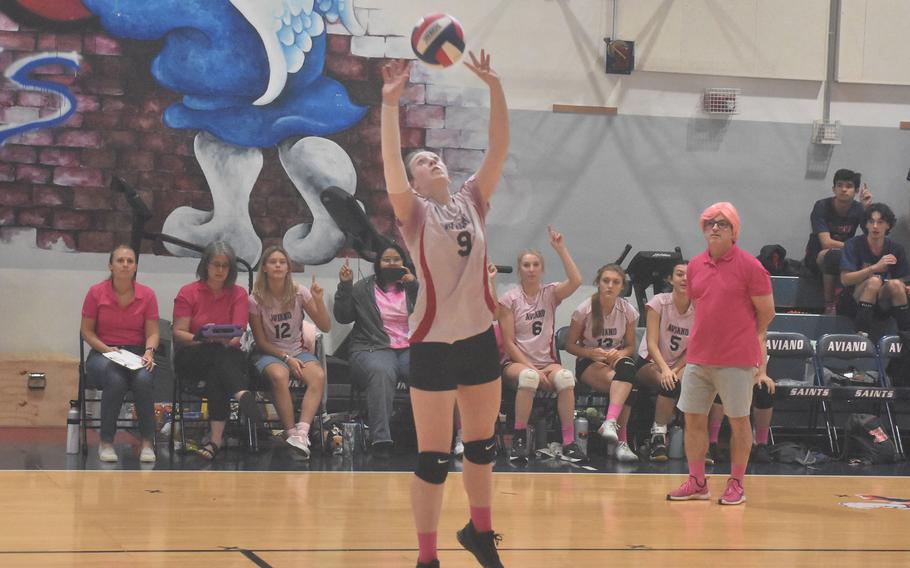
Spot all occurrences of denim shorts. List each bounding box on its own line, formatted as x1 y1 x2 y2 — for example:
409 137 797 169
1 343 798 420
253 351 318 374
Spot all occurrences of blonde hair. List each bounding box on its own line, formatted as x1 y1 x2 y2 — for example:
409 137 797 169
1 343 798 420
516 249 545 274
253 246 297 311
590 264 625 337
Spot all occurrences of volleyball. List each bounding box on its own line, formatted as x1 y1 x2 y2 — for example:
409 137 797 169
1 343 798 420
410 13 465 68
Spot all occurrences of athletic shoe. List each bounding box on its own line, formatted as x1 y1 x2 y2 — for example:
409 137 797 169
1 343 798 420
139 446 156 463
98 445 118 463
719 477 746 505
510 431 529 461
650 434 668 462
416 561 439 568
750 444 773 463
560 442 588 463
615 441 639 462
598 419 619 443
456 520 504 568
285 432 311 458
666 476 710 501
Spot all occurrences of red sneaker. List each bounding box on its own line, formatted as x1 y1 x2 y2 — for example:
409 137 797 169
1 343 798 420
719 477 746 505
666 476 710 501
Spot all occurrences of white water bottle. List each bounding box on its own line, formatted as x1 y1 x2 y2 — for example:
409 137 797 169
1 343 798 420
66 400 80 454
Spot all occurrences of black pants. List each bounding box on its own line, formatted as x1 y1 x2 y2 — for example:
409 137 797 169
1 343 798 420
175 344 248 421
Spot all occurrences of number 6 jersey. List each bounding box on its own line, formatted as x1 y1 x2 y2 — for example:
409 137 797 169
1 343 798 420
499 282 562 368
399 176 497 344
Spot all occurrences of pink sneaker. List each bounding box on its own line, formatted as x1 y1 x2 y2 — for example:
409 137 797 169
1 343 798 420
719 477 746 505
666 476 710 501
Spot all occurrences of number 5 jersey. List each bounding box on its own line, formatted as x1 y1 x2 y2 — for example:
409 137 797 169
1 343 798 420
636 292 694 368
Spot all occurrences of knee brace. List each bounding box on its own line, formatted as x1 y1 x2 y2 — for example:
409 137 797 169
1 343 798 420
752 383 775 410
517 368 540 391
822 248 842 275
658 379 682 400
415 451 451 484
463 435 498 465
612 357 637 384
552 369 575 393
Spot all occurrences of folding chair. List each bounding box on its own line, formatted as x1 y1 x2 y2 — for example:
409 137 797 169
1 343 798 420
764 331 819 447
877 335 906 458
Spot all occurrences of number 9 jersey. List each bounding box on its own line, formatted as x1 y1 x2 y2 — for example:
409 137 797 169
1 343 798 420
398 175 497 344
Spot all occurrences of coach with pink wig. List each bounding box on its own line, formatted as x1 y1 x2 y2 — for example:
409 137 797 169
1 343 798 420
666 202 774 506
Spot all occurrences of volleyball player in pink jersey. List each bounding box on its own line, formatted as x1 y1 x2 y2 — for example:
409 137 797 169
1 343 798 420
381 50 508 568
249 246 331 458
666 202 774 506
566 264 640 462
634 261 693 462
500 226 584 462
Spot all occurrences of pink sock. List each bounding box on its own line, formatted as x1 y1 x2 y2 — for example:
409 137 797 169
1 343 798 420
606 403 623 422
562 424 575 446
731 463 746 482
618 425 628 443
514 420 527 431
417 532 437 564
295 421 310 437
755 427 769 445
709 420 722 443
470 506 492 533
688 460 706 484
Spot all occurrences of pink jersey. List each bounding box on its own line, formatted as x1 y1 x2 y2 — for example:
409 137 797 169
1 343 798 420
173 280 248 335
637 293 694 368
570 296 639 350
249 284 313 356
82 280 159 347
398 176 496 344
374 284 410 349
687 245 772 367
499 282 562 368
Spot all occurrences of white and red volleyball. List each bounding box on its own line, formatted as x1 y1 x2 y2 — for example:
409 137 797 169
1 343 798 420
410 13 465 68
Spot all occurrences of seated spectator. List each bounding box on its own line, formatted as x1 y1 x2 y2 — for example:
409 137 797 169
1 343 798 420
803 168 872 314
840 203 910 337
499 227 584 462
172 241 262 460
80 244 159 463
566 264 640 462
334 244 417 458
249 246 331 459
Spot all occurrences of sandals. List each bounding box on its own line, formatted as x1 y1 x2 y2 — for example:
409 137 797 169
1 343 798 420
196 441 219 461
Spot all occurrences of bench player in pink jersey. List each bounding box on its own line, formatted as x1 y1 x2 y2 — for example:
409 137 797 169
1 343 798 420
499 226 584 462
381 50 508 568
566 264 641 462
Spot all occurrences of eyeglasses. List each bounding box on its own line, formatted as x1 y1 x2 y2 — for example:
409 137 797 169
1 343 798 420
703 219 732 230
208 261 231 270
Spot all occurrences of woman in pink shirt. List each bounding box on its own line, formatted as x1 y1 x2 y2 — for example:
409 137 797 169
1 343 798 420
333 244 417 458
499 226 584 463
249 246 331 459
172 241 261 460
80 244 159 464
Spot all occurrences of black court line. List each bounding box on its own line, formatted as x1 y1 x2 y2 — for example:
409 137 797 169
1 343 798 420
3 547 910 554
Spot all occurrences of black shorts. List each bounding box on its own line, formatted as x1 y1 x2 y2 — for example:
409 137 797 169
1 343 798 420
575 357 596 379
410 327 501 392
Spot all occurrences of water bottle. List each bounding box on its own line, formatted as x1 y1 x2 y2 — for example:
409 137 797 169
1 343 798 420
574 414 589 454
668 425 685 459
342 422 358 457
66 400 80 454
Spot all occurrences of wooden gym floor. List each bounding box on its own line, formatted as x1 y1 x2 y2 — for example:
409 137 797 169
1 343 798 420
1 470 908 567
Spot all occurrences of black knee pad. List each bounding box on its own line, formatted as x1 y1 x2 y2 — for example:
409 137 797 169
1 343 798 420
463 435 498 465
822 248 842 275
658 381 682 400
613 357 637 384
415 451 451 484
752 384 775 409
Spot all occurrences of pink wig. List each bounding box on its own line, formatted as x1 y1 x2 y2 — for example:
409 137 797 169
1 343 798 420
700 202 741 241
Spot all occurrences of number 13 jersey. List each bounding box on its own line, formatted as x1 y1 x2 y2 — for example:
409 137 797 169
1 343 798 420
399 176 497 344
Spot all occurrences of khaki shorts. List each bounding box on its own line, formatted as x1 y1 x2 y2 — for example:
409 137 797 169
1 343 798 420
677 364 756 418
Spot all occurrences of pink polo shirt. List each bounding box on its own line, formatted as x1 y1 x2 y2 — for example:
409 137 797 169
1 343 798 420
686 245 772 367
82 280 159 346
173 280 248 335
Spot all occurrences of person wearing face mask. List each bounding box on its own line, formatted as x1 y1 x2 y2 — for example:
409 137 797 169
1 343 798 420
249 246 331 458
80 244 159 464
334 244 417 458
499 226 584 463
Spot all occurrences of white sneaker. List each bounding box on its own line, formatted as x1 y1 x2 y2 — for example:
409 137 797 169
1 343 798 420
285 433 311 458
98 445 118 463
598 420 619 443
615 441 639 462
139 446 156 463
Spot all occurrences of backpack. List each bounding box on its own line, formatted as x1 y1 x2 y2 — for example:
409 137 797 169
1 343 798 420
757 244 800 276
840 413 898 465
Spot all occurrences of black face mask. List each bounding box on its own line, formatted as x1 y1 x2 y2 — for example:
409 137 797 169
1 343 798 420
380 266 407 282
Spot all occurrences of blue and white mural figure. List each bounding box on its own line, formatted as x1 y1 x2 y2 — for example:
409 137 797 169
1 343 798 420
83 0 368 264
